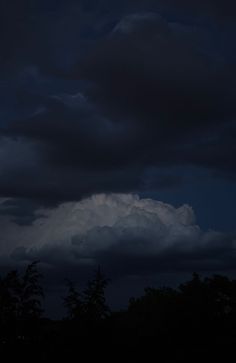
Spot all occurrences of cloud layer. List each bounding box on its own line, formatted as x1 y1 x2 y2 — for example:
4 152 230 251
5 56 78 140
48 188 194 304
0 5 235 208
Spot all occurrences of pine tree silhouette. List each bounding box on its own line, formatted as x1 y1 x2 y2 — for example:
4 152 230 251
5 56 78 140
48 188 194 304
63 280 84 320
83 267 110 321
19 261 44 320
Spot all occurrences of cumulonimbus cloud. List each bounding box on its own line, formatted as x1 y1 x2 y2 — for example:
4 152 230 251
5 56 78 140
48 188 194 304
0 194 235 276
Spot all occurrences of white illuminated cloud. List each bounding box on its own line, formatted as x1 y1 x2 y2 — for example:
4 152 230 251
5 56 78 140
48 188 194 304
1 193 232 269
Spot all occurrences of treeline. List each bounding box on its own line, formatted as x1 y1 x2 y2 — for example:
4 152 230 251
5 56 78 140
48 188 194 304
1 262 236 361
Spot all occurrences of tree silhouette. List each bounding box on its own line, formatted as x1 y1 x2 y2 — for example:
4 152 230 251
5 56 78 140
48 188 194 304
0 270 20 325
0 262 43 322
63 267 110 323
83 267 110 322
178 273 236 321
128 286 180 337
1 265 236 361
18 261 44 320
0 261 44 344
63 280 84 320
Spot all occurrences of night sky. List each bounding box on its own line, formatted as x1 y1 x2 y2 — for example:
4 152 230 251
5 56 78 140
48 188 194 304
0 0 236 316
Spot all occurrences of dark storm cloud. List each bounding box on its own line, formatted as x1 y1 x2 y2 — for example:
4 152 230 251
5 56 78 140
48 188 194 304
0 84 184 204
0 0 235 205
1 0 235 73
9 233 236 281
0 0 100 74
77 13 234 125
1 10 235 205
0 199 44 225
159 0 236 21
73 13 236 171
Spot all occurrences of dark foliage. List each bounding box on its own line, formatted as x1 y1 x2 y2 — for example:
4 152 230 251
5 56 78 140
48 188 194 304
0 261 43 347
82 267 110 321
63 279 84 321
1 267 236 362
63 267 110 322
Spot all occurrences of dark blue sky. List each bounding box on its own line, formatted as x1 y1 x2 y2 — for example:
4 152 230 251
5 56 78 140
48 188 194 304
0 1 236 305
